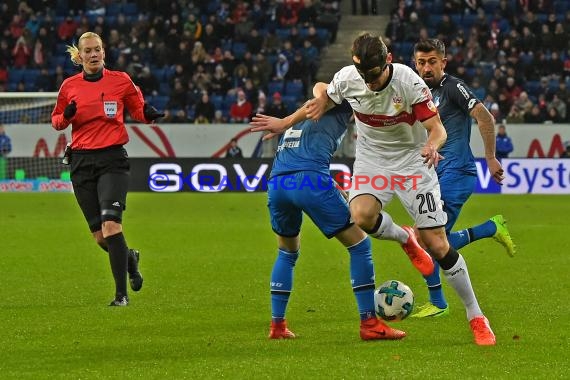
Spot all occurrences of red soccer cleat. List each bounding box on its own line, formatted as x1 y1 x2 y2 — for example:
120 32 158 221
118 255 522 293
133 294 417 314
360 317 406 340
469 316 496 346
269 320 296 339
401 226 435 276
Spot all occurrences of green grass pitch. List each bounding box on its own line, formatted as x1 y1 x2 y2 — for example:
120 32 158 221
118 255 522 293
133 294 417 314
0 192 568 379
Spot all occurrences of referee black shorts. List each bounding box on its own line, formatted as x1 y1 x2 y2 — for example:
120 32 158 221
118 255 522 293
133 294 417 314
70 145 130 232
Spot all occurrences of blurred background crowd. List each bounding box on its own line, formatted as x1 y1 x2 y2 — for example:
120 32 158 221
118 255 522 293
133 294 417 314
1 0 570 125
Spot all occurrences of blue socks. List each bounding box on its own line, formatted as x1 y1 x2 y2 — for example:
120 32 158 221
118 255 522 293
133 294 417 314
348 236 376 321
270 249 299 322
423 259 448 309
449 220 496 250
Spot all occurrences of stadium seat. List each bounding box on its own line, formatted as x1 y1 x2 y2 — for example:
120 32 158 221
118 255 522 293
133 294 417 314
8 69 25 84
285 81 304 98
151 96 168 110
211 95 224 110
106 3 122 16
268 81 284 96
232 42 247 59
123 3 139 16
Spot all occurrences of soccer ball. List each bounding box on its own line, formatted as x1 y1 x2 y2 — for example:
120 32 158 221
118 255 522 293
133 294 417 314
374 280 414 321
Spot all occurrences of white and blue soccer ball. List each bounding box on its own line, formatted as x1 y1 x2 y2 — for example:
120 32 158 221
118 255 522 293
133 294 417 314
374 280 414 321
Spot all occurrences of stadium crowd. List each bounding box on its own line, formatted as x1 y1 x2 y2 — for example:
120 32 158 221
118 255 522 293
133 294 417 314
0 0 339 123
2 0 570 125
387 0 570 123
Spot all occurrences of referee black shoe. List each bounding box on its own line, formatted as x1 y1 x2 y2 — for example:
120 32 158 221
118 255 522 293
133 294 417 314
128 249 144 292
109 295 129 307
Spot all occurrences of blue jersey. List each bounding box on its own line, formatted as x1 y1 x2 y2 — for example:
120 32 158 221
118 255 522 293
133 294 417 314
430 74 479 177
270 100 353 178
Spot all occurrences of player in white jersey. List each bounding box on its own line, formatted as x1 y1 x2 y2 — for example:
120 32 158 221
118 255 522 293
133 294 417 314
251 33 496 346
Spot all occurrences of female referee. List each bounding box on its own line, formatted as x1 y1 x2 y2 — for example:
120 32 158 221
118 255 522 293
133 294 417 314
51 32 164 306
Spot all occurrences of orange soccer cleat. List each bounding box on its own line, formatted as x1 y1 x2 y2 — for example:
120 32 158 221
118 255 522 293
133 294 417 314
268 320 296 339
401 226 435 276
359 317 406 341
469 316 496 346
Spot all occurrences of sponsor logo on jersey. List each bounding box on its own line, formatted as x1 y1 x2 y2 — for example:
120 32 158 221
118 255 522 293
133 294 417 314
392 95 403 111
456 83 470 99
468 98 477 110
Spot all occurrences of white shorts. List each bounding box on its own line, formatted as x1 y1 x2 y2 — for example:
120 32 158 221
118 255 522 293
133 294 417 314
348 155 447 229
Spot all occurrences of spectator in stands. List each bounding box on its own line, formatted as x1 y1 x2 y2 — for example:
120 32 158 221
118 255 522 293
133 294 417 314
495 124 514 159
247 29 264 55
213 110 227 124
266 92 289 119
35 66 55 92
513 91 534 115
298 0 318 27
195 92 216 123
524 104 546 123
545 106 564 124
134 66 159 97
226 138 244 158
229 89 253 123
0 124 12 180
166 78 188 111
210 64 231 96
506 105 525 124
254 91 268 116
184 13 202 41
436 14 457 42
279 2 299 27
57 15 79 42
262 28 282 54
192 64 211 92
273 53 289 81
12 36 30 68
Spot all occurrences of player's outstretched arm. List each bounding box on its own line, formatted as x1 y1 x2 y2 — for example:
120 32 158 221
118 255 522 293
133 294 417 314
421 114 447 169
250 101 311 140
471 103 505 184
307 82 335 120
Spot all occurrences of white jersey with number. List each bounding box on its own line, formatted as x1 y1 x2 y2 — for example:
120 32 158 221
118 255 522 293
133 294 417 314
327 63 438 171
327 63 447 228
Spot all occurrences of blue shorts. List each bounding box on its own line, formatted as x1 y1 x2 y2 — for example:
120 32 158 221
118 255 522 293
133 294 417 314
438 171 477 234
267 172 352 239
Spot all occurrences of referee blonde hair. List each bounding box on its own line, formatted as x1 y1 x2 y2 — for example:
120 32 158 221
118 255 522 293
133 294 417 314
66 32 104 66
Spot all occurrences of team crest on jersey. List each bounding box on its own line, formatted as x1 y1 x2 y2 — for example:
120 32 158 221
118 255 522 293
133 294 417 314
392 95 403 111
104 101 118 118
427 100 437 113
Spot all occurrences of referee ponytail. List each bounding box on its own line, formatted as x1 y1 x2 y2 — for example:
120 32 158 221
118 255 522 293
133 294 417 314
66 32 105 66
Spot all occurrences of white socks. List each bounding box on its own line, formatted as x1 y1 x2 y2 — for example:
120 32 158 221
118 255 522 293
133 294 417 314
369 211 409 244
442 254 483 320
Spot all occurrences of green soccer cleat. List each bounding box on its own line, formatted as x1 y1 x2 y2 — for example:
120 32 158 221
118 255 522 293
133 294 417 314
411 302 449 318
490 215 516 257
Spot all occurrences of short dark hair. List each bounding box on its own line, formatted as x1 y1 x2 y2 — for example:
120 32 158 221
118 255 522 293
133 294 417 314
413 38 446 56
351 33 388 82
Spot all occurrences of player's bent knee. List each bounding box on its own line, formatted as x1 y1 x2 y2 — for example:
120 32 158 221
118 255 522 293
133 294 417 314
420 230 449 259
102 221 123 238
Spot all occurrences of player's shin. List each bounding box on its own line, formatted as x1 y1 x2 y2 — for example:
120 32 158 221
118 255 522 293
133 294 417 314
348 236 376 320
105 232 129 298
423 260 448 309
367 211 408 243
438 247 483 320
270 249 299 322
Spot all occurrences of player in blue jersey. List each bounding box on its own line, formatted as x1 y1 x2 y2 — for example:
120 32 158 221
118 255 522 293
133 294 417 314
256 92 408 341
412 38 516 318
